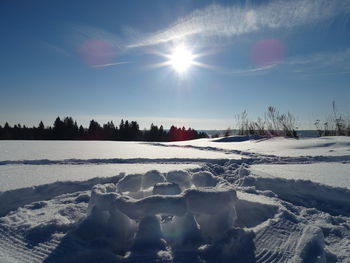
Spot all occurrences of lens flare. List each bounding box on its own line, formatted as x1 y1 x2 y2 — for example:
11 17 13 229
250 39 286 68
168 44 194 73
78 39 115 67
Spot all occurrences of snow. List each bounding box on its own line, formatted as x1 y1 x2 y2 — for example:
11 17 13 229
0 140 241 161
250 163 350 189
163 136 350 157
153 182 181 195
191 171 219 187
117 173 143 192
142 170 166 189
165 170 192 190
0 163 200 192
0 137 350 262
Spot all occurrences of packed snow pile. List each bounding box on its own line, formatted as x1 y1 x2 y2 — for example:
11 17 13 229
0 137 350 262
80 175 237 257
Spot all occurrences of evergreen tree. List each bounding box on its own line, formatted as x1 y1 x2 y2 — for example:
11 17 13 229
53 117 64 139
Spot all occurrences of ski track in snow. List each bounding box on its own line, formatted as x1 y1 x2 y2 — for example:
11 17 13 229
0 139 350 262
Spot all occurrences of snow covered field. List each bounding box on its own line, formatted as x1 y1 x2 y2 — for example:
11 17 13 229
250 163 350 189
0 141 241 161
0 164 201 192
0 137 349 262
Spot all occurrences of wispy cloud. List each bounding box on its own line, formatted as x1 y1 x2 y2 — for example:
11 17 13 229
67 24 124 51
282 48 350 75
92 61 130 68
60 24 130 68
286 49 350 67
41 41 72 57
200 48 350 77
213 64 278 76
128 0 350 48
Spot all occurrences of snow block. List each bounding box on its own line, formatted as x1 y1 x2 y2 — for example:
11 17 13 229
173 212 202 247
153 182 182 195
184 187 237 240
132 215 166 251
166 170 191 189
184 187 237 214
142 170 166 189
117 174 142 193
88 184 119 213
77 199 136 254
191 171 218 187
195 207 237 240
127 195 187 219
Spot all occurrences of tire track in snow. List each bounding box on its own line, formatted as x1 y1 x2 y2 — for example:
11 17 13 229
1 153 349 167
255 218 303 263
147 143 350 164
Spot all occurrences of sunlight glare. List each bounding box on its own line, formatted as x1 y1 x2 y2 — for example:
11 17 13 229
169 45 194 73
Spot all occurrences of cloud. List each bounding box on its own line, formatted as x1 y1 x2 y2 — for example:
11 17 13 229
211 48 350 77
286 49 350 66
92 61 130 68
68 24 124 50
60 24 131 68
206 63 277 76
128 0 350 48
282 48 350 75
41 41 72 57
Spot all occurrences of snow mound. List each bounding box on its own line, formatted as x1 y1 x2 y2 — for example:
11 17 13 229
293 225 326 263
73 179 239 258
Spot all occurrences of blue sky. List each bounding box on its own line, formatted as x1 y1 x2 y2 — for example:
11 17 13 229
1 0 350 129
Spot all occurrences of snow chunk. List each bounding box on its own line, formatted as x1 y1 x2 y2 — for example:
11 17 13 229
172 213 202 247
142 170 166 189
184 187 237 214
132 215 166 251
76 205 136 255
127 195 187 219
166 170 191 189
90 188 187 219
195 208 237 241
184 187 237 240
293 225 326 263
153 182 182 195
191 171 218 187
117 174 142 192
88 184 119 212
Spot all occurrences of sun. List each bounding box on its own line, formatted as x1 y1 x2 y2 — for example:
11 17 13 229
168 44 194 73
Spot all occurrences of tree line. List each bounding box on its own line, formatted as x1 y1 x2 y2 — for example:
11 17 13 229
0 117 208 141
